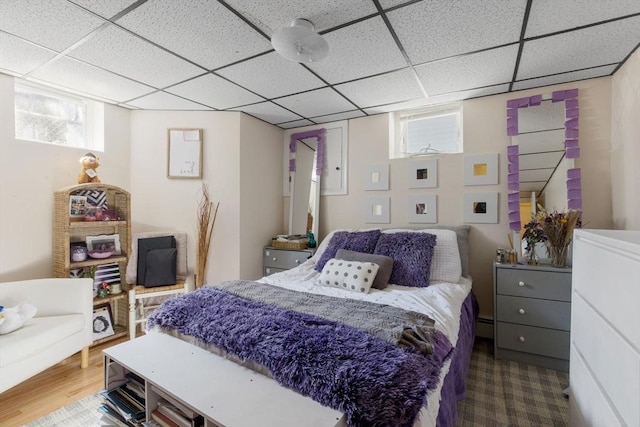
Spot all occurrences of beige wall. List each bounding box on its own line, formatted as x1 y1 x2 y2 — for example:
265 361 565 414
129 110 283 286
0 74 131 282
318 77 613 319
611 48 640 230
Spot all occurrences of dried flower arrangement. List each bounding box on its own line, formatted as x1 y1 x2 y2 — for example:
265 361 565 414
196 183 219 288
522 219 546 264
535 208 582 267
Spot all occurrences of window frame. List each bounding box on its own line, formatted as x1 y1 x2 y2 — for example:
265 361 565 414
389 102 463 159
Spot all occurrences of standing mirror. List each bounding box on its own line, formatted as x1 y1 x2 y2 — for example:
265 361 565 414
506 89 582 239
288 129 325 240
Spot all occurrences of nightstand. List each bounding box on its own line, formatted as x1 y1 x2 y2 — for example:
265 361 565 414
263 246 316 276
493 262 572 372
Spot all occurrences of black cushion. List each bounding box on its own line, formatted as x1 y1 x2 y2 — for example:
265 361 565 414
144 248 177 287
137 236 176 285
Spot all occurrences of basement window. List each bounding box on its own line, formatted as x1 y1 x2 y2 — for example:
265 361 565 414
389 102 463 158
14 81 104 151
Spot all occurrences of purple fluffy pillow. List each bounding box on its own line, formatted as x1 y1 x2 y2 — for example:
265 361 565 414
373 232 437 287
315 229 382 272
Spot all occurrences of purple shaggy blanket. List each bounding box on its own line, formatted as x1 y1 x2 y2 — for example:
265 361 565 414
147 286 453 427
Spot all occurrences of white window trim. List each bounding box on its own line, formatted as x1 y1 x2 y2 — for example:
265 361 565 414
14 80 104 151
389 102 463 159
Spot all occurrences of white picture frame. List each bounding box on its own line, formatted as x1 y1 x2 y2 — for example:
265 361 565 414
92 303 115 340
407 194 437 223
69 195 88 217
463 192 498 223
365 197 390 224
464 153 498 186
86 234 122 255
364 164 390 191
407 158 438 188
167 128 203 179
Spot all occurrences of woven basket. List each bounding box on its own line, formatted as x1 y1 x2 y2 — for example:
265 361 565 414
271 239 308 249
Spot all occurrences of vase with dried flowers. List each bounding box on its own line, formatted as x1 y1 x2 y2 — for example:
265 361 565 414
537 208 581 268
522 219 546 265
196 183 219 288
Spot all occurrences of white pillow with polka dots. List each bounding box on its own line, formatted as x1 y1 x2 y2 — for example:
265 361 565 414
318 258 380 294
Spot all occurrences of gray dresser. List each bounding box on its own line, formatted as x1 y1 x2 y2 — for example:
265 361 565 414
263 246 316 276
493 262 572 372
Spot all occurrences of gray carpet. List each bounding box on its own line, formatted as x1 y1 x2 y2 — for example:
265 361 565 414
456 338 569 426
26 338 568 426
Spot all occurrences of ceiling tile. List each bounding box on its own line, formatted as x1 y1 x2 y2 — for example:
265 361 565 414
116 0 272 70
68 25 205 88
520 182 546 193
363 97 433 115
378 0 415 10
234 102 302 124
69 0 140 19
514 130 565 154
29 56 155 103
520 169 553 183
0 0 105 51
275 87 356 117
217 52 325 98
305 16 407 84
0 33 56 76
517 17 640 80
334 68 421 108
310 110 365 124
223 0 376 34
427 83 511 104
166 74 263 109
519 151 564 170
514 66 617 92
526 0 640 38
127 91 212 110
416 45 518 96
387 0 525 64
278 119 315 129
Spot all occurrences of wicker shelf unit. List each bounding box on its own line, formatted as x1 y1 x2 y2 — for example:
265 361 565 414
53 183 132 345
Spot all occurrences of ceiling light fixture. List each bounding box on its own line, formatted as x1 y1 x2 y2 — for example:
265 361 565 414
271 18 329 63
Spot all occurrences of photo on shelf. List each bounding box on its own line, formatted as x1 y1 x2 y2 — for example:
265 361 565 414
93 303 115 340
69 195 88 217
86 234 122 255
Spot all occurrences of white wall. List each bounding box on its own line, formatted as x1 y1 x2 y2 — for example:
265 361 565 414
611 48 640 230
129 110 283 286
316 77 613 319
0 74 131 281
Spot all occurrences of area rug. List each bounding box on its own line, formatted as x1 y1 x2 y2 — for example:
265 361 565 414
25 393 102 427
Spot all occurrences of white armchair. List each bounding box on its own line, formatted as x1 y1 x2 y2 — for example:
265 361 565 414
0 278 93 393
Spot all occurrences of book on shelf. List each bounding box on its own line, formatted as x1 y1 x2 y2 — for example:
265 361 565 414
156 401 191 427
98 404 133 427
101 388 145 424
151 410 180 427
150 386 198 419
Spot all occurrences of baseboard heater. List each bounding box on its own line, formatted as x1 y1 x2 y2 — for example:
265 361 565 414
475 317 494 339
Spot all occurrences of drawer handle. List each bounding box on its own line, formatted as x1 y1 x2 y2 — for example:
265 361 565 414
272 257 277 261
518 308 526 315
518 281 525 287
519 336 526 342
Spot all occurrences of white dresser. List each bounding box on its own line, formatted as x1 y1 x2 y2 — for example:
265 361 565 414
569 229 640 427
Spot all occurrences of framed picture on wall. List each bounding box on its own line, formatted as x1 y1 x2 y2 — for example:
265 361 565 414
363 164 390 191
407 158 438 188
407 194 437 223
464 153 498 186
463 192 498 223
167 128 203 179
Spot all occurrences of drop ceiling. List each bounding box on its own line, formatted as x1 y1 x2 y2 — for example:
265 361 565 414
1 0 638 129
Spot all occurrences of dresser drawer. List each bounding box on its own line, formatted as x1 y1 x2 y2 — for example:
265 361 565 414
496 268 571 301
264 248 312 270
264 266 287 276
496 295 571 331
497 322 570 360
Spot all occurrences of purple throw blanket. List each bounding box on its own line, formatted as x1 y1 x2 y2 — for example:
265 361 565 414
147 286 453 427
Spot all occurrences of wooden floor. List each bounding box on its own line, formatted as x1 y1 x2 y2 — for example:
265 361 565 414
0 336 129 427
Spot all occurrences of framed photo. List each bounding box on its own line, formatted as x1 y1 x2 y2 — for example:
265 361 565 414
408 194 437 223
167 128 203 179
86 234 122 255
364 197 390 224
407 158 438 188
363 164 389 191
463 192 498 223
92 303 115 340
464 153 498 186
69 195 88 217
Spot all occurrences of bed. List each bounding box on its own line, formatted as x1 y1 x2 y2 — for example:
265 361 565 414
147 226 478 427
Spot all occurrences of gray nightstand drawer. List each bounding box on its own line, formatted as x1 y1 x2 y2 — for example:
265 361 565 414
496 295 571 331
264 266 287 276
497 322 569 360
264 248 313 270
496 268 571 301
